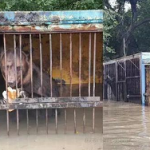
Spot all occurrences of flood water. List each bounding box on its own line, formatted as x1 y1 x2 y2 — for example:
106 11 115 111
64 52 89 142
0 108 102 150
104 100 150 150
1 100 150 150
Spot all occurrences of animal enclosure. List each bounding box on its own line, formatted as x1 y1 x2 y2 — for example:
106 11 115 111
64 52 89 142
0 10 103 135
103 52 150 106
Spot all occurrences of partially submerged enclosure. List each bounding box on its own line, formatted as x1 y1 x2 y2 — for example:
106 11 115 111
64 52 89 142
0 10 103 135
103 52 150 106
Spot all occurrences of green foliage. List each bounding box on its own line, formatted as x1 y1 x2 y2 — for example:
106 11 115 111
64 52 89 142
104 6 126 60
0 0 102 11
133 0 150 52
104 10 118 58
104 0 150 60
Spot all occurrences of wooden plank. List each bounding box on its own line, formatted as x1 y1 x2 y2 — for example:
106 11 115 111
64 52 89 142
103 53 141 65
0 25 103 33
0 101 102 110
7 97 101 104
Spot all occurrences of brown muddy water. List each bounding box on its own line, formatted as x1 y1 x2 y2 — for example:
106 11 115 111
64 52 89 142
0 108 102 150
104 100 150 150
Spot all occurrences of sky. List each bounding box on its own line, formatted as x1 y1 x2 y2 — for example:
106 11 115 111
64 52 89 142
109 0 131 12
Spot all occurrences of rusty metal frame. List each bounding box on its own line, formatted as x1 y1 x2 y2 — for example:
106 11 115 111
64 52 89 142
0 10 103 33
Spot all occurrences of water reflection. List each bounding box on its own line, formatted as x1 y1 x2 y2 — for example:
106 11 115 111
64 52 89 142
104 100 150 150
0 108 102 150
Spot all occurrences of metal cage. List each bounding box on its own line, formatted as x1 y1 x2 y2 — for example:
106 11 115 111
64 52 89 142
103 52 150 105
0 10 103 135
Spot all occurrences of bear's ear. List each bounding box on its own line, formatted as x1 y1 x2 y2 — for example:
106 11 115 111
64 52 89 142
21 48 34 61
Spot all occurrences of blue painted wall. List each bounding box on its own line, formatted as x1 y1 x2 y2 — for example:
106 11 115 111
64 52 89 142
0 10 103 25
141 53 150 105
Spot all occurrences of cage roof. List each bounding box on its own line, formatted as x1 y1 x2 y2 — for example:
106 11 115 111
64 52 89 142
0 10 103 33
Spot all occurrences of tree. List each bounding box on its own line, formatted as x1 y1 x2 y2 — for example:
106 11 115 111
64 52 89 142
104 0 150 60
0 0 102 11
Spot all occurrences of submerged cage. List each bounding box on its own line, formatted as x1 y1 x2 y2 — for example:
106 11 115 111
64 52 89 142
103 52 150 106
0 10 103 135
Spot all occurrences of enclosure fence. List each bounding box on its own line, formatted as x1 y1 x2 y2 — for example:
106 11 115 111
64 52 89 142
0 11 103 135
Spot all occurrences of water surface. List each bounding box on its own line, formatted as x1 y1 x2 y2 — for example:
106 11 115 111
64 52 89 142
104 100 150 150
0 108 102 150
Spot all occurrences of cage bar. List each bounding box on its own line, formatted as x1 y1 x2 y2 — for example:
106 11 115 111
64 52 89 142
74 108 77 134
16 109 19 135
36 109 39 133
46 108 48 134
64 109 67 134
13 34 18 97
6 110 9 136
79 33 82 97
49 34 53 97
29 34 33 98
26 109 29 134
93 33 96 97
92 108 95 133
88 33 92 96
39 34 43 97
60 33 63 97
55 109 58 134
70 33 73 97
83 108 86 133
3 34 8 101
19 34 23 91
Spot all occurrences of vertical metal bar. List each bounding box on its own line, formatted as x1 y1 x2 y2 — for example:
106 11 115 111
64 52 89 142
36 109 39 134
83 108 86 133
74 108 77 134
108 65 110 99
26 109 29 134
3 34 8 101
49 34 53 97
103 65 105 99
55 109 58 134
79 33 82 97
19 35 23 91
92 108 95 133
14 35 18 97
6 110 9 136
70 33 73 97
93 33 96 97
64 109 67 134
116 62 118 101
46 108 48 134
60 33 63 96
29 34 33 98
4 35 9 135
16 109 19 135
39 34 43 97
92 33 96 134
124 60 127 101
88 33 92 97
